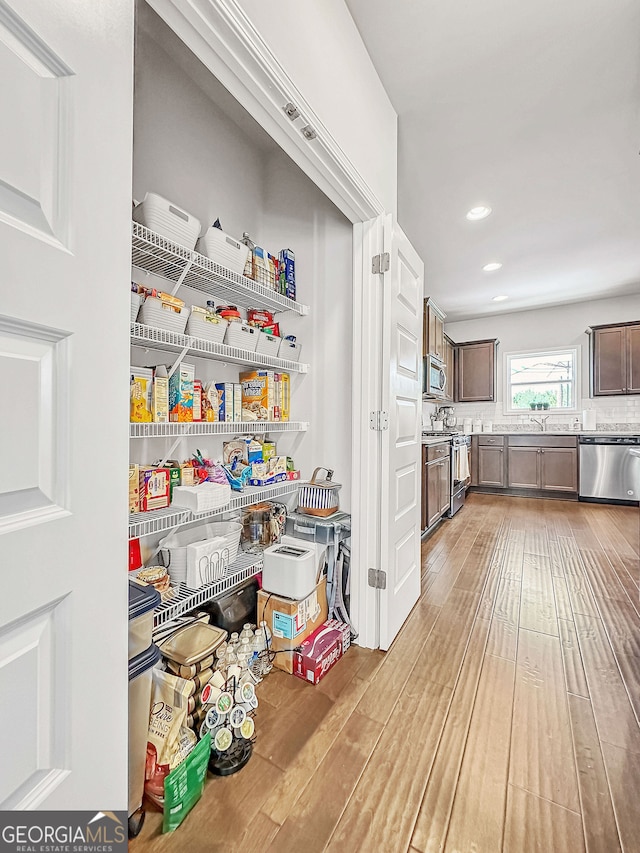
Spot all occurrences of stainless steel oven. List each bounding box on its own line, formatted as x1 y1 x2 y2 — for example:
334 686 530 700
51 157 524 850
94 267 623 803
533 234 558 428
449 434 471 516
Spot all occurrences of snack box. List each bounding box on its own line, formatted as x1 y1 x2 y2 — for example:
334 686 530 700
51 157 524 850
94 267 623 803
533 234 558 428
129 464 140 513
169 362 195 422
152 368 168 423
169 466 181 501
249 455 287 486
257 578 328 673
139 466 170 512
293 619 351 685
215 382 234 422
130 367 153 423
286 470 301 481
279 373 290 422
233 383 242 422
192 379 203 422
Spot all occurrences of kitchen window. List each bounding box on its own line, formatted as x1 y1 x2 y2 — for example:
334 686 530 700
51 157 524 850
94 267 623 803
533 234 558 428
504 347 579 413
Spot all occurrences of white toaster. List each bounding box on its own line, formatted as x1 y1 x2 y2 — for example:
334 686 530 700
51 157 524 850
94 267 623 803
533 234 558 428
262 542 318 600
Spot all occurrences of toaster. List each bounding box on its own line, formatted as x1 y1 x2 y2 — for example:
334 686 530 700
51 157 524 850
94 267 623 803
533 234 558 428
262 542 318 600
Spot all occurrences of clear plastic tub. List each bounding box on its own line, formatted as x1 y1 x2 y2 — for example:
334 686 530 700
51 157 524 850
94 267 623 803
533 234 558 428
128 643 161 822
128 581 160 660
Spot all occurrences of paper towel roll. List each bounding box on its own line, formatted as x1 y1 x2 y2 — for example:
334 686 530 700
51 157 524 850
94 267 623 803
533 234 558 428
583 409 597 431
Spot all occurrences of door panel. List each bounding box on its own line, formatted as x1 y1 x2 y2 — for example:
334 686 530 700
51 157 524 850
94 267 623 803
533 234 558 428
478 446 505 487
380 216 424 650
593 327 626 395
508 447 540 489
427 460 441 528
627 324 640 394
540 448 578 492
0 0 132 810
456 341 495 402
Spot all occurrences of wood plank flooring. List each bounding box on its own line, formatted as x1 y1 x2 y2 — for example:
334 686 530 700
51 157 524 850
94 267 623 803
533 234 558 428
131 494 640 853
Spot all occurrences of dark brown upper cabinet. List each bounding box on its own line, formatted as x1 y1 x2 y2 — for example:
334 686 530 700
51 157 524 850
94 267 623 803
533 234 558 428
423 298 445 360
455 339 498 402
590 321 640 396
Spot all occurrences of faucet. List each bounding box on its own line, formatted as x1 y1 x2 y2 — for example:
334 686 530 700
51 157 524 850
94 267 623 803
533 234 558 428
530 415 550 432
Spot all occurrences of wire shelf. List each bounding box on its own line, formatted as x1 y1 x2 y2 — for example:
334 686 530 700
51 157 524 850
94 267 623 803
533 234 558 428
152 552 263 628
130 322 308 374
130 421 308 438
131 222 309 316
129 480 304 539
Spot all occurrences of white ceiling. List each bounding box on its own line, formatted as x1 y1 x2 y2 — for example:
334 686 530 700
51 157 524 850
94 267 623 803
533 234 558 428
345 0 640 321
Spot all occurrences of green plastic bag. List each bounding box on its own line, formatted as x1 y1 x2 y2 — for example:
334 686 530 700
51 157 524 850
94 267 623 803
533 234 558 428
162 733 210 833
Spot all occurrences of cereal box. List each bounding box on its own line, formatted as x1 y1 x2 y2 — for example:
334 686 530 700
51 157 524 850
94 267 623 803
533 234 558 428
233 383 242 422
130 367 153 423
280 373 290 422
152 367 168 423
169 362 195 422
240 370 275 421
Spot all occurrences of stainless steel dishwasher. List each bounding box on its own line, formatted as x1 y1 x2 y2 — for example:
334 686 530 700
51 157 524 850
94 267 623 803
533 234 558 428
579 435 640 503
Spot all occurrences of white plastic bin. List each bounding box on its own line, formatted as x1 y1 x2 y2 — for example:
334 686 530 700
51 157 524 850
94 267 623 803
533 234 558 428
138 295 190 335
255 330 281 358
185 308 228 344
224 320 258 352
128 643 161 824
130 291 141 323
278 338 302 362
197 227 250 275
133 192 201 249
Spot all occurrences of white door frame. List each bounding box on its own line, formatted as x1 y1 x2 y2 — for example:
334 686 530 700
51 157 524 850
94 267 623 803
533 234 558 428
148 0 387 648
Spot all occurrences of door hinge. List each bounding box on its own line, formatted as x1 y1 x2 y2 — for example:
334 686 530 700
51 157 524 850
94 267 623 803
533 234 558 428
372 252 390 274
368 568 387 590
370 410 389 430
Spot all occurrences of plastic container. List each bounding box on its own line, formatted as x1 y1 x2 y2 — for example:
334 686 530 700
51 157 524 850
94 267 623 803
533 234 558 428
255 330 281 358
130 291 141 323
224 320 258 352
158 521 242 586
197 227 250 275
138 295 190 335
128 643 161 820
185 308 228 344
128 581 160 660
278 338 302 362
133 193 201 249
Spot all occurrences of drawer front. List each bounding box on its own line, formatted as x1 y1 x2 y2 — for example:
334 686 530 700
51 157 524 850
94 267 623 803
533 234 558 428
427 442 451 461
476 435 504 447
508 434 577 448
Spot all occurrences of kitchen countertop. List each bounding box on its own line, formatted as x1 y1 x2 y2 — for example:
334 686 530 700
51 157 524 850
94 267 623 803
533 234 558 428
422 435 454 445
470 430 639 437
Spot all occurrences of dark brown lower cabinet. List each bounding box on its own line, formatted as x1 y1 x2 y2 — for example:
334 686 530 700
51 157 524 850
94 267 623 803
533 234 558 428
540 447 578 492
478 445 506 487
422 442 451 530
507 447 540 489
473 434 578 496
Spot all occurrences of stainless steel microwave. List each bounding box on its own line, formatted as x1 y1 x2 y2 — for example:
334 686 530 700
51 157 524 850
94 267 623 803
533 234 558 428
424 354 447 397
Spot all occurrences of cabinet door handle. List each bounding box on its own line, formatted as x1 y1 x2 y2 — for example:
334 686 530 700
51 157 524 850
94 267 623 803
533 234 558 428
541 449 545 454
499 448 503 452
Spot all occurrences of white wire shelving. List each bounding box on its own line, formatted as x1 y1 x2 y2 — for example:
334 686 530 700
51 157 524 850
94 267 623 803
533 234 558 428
129 480 304 539
130 421 308 438
151 552 264 628
130 322 309 374
131 222 309 316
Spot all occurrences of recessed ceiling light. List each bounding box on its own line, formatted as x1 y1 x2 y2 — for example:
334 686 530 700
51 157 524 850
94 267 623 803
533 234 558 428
492 295 508 302
466 206 492 220
483 262 503 272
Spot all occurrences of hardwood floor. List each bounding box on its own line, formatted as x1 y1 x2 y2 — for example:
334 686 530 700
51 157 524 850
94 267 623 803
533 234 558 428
131 494 640 853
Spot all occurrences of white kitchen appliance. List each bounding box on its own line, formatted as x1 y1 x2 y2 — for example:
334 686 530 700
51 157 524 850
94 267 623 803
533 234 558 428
262 542 318 599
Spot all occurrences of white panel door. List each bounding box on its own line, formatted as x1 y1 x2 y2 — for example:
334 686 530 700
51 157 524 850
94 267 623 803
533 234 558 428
379 215 424 650
0 0 132 809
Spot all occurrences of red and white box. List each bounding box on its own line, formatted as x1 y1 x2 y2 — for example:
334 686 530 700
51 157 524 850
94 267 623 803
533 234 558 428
293 619 351 685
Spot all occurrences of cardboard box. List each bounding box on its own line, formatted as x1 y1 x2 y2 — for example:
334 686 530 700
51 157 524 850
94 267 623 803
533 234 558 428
139 466 170 511
240 369 275 421
279 249 295 300
169 362 195 422
293 619 350 685
169 466 181 501
152 370 168 423
280 373 290 422
130 367 153 422
256 577 327 674
129 464 139 513
215 382 234 422
233 383 242 422
192 379 203 422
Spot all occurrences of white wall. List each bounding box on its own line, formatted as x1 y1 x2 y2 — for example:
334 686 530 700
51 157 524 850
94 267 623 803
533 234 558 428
238 0 398 216
132 11 353 550
445 293 640 427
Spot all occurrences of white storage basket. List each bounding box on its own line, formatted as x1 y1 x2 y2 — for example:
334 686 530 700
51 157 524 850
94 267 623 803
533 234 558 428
255 330 281 357
224 321 258 352
130 291 141 323
170 483 231 514
158 521 242 586
185 308 228 344
197 227 250 275
138 296 190 335
133 192 201 249
278 338 302 362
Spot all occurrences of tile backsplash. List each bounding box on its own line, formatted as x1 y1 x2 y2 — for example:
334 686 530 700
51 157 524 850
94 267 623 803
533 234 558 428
423 397 640 432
